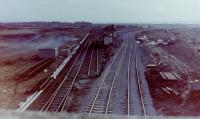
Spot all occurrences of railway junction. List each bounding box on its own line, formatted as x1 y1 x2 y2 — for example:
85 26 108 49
14 26 157 117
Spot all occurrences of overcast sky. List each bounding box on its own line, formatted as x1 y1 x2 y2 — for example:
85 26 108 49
0 0 200 23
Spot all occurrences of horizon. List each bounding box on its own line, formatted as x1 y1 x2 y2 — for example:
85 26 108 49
1 0 200 24
0 21 200 25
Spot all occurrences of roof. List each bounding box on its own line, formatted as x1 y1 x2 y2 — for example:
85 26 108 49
146 64 157 67
160 72 181 80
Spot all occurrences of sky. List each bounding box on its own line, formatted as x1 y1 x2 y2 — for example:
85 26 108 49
0 0 200 23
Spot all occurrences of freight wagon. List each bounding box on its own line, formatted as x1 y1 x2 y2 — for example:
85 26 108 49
38 48 58 59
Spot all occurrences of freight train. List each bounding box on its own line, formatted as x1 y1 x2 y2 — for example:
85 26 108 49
26 33 90 94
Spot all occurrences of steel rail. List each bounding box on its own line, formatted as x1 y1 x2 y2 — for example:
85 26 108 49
105 40 128 115
88 41 125 115
40 35 93 112
134 38 147 118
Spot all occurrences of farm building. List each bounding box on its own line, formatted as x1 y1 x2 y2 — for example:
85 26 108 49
38 48 58 59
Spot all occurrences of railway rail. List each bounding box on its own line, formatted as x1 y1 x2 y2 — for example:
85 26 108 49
133 37 147 118
131 32 156 116
127 39 133 116
86 40 127 115
88 48 93 76
40 35 93 112
25 33 93 111
22 30 155 117
84 33 153 117
41 41 90 112
87 46 98 77
104 41 128 115
88 29 99 77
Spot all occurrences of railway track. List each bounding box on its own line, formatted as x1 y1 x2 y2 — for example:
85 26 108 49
133 37 147 118
88 47 93 76
131 32 156 116
88 31 99 77
87 45 98 77
84 33 154 117
27 33 94 111
114 35 134 115
127 38 133 116
40 36 93 112
86 39 128 115
26 30 155 116
96 47 99 75
104 42 128 115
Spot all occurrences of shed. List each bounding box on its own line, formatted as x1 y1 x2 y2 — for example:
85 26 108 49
38 48 58 59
